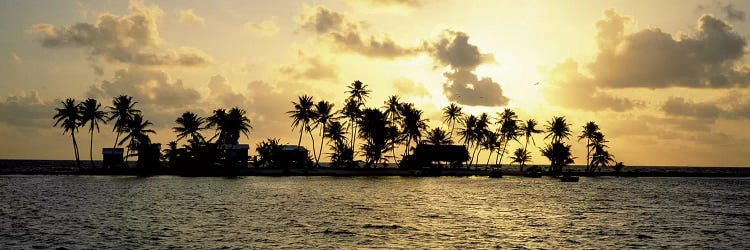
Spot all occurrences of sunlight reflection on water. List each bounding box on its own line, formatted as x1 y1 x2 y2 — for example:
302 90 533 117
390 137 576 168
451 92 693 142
1 176 749 248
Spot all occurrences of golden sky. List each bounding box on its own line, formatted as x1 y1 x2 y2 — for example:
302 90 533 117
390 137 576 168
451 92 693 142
2 0 750 166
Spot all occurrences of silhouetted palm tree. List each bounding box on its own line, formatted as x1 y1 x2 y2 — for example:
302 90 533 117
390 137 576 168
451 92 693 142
578 121 600 172
423 128 453 145
119 114 156 160
545 116 572 144
510 148 532 171
313 100 334 166
340 98 362 152
53 98 82 169
344 80 370 152
107 95 140 149
472 113 490 168
383 95 402 163
208 108 252 145
358 108 396 167
79 98 107 167
458 114 478 168
482 131 501 167
289 95 316 154
173 111 206 145
399 103 427 157
520 119 542 155
495 108 519 166
324 120 347 146
541 142 574 176
442 103 463 140
589 131 613 171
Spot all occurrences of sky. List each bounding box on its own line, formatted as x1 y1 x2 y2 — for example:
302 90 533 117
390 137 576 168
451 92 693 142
1 0 750 167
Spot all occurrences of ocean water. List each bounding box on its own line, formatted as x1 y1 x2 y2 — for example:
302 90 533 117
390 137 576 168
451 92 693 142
1 176 748 249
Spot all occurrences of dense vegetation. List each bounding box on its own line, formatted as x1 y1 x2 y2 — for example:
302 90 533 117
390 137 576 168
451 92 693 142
53 80 622 174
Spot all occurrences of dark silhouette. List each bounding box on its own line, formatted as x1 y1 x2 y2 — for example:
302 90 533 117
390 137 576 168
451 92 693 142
519 119 542 173
207 107 252 145
423 128 453 145
106 95 140 150
358 108 397 167
495 108 520 166
79 98 107 167
383 95 403 164
119 113 156 164
288 95 315 167
578 121 600 172
173 111 206 145
441 103 463 140
399 103 427 158
543 116 574 176
255 138 283 168
53 98 82 169
344 80 370 153
510 148 531 170
313 100 334 167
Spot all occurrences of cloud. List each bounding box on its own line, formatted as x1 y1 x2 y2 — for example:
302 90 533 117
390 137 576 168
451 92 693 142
542 59 640 112
86 67 201 108
178 9 205 25
279 53 338 80
0 90 53 128
661 96 723 120
589 10 748 88
723 4 746 22
393 78 429 97
207 75 247 108
245 17 279 36
297 6 418 58
661 93 750 121
424 30 495 70
31 1 212 66
443 69 509 107
364 0 422 8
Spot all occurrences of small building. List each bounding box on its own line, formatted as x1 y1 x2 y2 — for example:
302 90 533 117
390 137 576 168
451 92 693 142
280 145 309 167
102 148 124 168
410 144 470 168
223 144 250 167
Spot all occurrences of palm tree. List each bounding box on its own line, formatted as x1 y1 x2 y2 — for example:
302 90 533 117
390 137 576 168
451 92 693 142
510 148 532 171
578 121 600 172
53 98 82 169
472 113 490 168
383 95 402 163
173 111 206 145
119 114 156 161
482 131 501 168
423 128 453 145
207 108 252 145
441 103 463 140
357 108 395 167
544 116 572 144
288 95 316 156
541 141 574 175
495 108 519 166
543 116 573 175
520 119 542 155
107 95 140 149
313 100 334 166
589 131 614 171
399 103 427 158
344 80 370 152
79 98 107 167
458 114 478 168
340 98 362 152
324 121 348 146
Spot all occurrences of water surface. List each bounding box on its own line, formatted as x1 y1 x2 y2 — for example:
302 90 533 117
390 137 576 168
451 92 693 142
1 176 748 248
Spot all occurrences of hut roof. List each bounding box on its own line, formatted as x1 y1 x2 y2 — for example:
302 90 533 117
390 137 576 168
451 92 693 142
413 144 470 162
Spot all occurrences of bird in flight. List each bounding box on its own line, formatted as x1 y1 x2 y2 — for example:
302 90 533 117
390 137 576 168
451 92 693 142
533 81 541 86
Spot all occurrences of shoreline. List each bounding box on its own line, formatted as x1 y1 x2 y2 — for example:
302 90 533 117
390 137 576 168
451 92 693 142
2 159 750 177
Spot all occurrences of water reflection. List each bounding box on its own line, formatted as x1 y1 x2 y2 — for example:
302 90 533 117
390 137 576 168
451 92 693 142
1 176 748 248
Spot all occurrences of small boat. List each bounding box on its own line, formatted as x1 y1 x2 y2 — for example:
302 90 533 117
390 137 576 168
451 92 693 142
560 175 579 182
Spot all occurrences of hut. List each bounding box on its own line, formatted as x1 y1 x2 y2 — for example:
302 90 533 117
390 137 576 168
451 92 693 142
279 145 310 168
223 144 250 167
408 144 470 168
102 148 124 168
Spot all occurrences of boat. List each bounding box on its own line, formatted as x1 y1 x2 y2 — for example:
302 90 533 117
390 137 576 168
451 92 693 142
488 170 503 178
560 173 579 182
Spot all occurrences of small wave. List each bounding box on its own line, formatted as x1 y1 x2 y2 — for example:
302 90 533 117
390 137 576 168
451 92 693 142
362 223 411 230
322 228 357 236
636 234 654 239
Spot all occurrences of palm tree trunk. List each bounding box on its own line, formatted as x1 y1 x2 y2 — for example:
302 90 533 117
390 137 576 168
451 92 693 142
521 136 530 173
89 124 95 168
485 149 492 168
308 130 317 167
317 125 325 167
498 140 509 167
113 132 120 149
71 133 80 170
586 138 591 172
472 144 481 169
